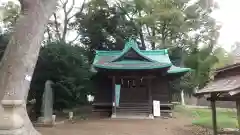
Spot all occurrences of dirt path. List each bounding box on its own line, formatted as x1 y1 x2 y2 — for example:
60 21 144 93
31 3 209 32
37 113 211 135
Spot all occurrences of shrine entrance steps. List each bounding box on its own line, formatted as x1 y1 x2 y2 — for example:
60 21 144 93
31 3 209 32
92 102 174 119
113 102 152 119
111 113 153 119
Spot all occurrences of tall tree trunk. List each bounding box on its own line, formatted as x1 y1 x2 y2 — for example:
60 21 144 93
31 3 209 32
151 26 156 50
181 90 185 106
161 22 167 49
139 28 146 50
0 0 57 134
138 11 146 50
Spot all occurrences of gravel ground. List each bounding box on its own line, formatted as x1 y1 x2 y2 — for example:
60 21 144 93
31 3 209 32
37 113 212 135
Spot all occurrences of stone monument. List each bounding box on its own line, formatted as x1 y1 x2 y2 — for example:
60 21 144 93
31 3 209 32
37 80 54 126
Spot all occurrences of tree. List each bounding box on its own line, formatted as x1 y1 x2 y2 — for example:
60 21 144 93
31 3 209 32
170 71 196 105
30 42 93 116
0 0 57 134
212 47 233 69
115 0 150 49
0 1 21 32
114 0 218 50
169 46 230 104
45 0 86 43
73 0 139 61
167 0 225 97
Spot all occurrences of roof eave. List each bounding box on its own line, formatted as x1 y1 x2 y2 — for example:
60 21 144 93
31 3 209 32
167 68 192 74
215 63 240 73
93 63 172 70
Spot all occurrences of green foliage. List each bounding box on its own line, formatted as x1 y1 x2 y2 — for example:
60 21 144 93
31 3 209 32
70 0 230 95
0 0 233 109
184 47 218 88
170 45 232 95
72 0 139 61
30 42 94 111
0 1 20 32
170 71 196 96
183 46 233 89
212 47 233 69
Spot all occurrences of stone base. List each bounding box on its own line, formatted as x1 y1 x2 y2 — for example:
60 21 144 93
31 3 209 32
34 117 54 127
111 113 117 118
34 117 65 127
0 127 40 135
148 114 154 119
0 128 24 135
33 122 54 127
0 100 40 135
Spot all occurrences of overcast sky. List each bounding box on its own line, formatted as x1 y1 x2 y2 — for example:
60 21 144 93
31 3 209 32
1 0 240 51
211 0 240 51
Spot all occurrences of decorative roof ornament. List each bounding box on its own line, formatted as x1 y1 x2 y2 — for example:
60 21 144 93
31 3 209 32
124 38 140 51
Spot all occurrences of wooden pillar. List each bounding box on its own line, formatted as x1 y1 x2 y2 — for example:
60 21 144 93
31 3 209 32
112 76 116 117
211 93 217 135
148 79 153 115
236 100 240 130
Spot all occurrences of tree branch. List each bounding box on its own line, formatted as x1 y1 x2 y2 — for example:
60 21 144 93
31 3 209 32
46 25 52 43
53 13 61 40
59 0 64 5
62 0 68 10
79 0 86 13
67 14 76 22
67 0 86 22
66 0 75 15
61 0 71 41
146 25 151 36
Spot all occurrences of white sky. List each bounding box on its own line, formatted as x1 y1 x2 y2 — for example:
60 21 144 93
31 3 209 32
211 0 240 51
0 0 240 52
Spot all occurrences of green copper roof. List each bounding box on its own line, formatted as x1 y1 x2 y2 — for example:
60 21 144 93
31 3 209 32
92 39 191 74
111 39 155 62
167 65 191 74
94 60 172 70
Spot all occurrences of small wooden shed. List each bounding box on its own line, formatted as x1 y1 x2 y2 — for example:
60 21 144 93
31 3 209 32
195 45 240 135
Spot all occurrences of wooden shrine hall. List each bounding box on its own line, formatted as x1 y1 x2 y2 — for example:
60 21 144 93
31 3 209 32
91 39 191 119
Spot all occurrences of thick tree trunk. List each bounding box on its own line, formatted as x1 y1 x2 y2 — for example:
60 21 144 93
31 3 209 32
0 0 57 134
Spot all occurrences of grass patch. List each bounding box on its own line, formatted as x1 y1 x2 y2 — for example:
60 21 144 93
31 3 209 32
175 105 238 129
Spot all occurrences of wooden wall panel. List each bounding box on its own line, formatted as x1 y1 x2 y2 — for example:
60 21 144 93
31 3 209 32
151 77 170 103
120 88 148 103
94 75 112 103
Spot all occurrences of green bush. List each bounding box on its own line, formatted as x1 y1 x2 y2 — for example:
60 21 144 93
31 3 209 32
30 42 94 114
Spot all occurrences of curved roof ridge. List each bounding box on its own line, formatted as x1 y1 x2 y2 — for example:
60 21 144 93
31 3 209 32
110 39 158 63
